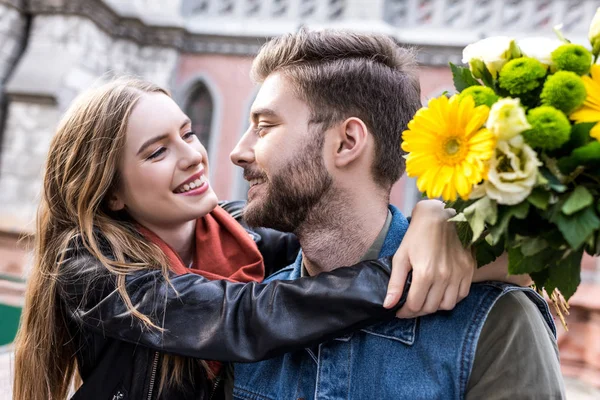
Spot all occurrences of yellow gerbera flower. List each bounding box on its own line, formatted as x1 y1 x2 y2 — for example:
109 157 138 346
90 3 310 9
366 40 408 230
570 64 600 140
402 95 496 201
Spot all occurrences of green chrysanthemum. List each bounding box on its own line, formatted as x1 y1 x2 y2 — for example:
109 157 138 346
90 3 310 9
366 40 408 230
540 71 587 114
498 57 547 95
551 44 592 76
524 106 571 150
458 86 500 108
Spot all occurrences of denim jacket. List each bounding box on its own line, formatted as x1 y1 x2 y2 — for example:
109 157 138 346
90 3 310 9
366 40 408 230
233 206 556 400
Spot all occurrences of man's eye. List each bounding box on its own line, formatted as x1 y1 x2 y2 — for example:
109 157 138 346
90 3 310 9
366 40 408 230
255 125 272 137
147 147 166 160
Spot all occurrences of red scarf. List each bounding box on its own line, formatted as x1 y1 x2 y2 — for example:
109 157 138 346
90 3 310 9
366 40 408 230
137 205 265 377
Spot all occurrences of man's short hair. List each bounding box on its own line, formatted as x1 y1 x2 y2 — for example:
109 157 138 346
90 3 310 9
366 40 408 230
252 28 422 189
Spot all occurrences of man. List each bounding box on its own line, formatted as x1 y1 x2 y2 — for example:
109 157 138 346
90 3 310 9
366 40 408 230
230 29 565 399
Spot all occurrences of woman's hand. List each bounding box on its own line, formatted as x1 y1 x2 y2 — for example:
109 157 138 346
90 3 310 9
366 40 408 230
383 200 475 318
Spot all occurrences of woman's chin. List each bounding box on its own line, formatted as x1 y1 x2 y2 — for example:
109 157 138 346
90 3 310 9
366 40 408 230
194 191 219 217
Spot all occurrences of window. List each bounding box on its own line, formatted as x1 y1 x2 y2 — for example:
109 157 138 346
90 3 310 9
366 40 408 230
184 82 214 151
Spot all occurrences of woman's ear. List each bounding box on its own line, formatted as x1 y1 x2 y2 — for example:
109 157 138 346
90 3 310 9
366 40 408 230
107 191 125 212
333 117 369 168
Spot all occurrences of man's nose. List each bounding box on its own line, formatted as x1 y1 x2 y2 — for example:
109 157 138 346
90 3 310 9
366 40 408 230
230 128 256 167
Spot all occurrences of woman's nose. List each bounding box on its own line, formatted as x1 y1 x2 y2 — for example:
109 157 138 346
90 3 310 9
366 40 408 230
178 142 204 170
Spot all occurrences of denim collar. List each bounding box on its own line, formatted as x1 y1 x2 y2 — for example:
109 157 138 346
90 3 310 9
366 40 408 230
278 205 417 346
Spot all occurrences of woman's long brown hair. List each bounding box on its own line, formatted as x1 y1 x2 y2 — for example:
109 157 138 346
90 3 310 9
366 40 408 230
12 78 209 400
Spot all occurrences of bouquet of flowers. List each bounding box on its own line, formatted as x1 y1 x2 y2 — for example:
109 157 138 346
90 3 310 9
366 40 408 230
402 9 600 322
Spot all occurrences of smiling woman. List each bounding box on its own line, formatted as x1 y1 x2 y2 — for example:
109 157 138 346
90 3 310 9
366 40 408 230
10 77 410 400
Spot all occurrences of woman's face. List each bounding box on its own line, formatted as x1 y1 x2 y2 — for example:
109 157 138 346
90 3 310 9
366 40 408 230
110 92 218 230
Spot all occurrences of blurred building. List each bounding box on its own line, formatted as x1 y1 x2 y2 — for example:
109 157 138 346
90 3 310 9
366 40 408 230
0 0 599 396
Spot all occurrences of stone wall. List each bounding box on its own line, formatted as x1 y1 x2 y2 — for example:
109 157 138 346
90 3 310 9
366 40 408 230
0 2 27 146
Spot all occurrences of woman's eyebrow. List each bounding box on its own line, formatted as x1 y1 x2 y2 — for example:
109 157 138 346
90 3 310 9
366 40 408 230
136 119 192 155
136 134 169 156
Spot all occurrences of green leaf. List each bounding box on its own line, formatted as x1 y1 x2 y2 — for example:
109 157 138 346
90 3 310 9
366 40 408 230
487 202 530 245
555 122 594 158
473 236 505 268
552 206 600 249
452 219 473 248
520 237 549 256
530 269 550 291
445 198 477 214
463 197 498 242
545 249 583 301
539 167 567 193
507 245 560 275
585 230 600 256
558 141 600 174
449 62 481 92
562 186 594 215
479 63 495 88
527 188 551 210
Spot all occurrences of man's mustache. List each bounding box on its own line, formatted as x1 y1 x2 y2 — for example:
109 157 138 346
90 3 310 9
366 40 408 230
243 169 268 182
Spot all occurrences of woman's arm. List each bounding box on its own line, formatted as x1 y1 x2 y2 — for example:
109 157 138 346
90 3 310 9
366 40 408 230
384 200 532 318
59 249 407 363
473 252 532 286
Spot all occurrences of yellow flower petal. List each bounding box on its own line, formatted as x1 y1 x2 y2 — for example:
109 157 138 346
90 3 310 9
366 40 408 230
570 108 600 122
401 94 496 201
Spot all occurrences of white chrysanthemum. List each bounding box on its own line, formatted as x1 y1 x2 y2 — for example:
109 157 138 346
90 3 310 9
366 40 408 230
462 36 519 78
472 136 541 205
487 98 531 141
589 7 600 55
518 37 563 66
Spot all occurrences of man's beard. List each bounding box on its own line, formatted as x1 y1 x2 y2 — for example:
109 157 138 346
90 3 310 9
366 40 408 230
243 135 333 233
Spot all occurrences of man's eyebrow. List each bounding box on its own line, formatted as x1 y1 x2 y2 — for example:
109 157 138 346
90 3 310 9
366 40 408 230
136 119 191 156
250 108 278 123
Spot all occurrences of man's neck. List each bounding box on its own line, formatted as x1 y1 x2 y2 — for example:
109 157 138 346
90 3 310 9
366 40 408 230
298 193 388 276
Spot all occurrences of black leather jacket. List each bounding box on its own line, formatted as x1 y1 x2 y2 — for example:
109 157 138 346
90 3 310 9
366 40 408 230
59 202 410 399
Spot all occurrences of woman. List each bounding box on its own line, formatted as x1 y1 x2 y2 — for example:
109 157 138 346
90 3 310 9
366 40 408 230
12 78 504 400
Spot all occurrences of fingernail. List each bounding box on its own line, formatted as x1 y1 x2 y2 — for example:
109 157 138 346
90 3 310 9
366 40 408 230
383 294 395 308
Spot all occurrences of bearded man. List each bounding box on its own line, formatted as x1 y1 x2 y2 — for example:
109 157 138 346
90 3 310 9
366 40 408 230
230 29 565 399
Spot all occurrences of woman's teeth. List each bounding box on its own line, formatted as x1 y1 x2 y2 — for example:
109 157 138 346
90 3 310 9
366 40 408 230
177 176 205 193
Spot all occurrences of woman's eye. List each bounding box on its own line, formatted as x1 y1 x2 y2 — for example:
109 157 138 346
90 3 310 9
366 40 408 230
147 147 166 160
183 131 197 140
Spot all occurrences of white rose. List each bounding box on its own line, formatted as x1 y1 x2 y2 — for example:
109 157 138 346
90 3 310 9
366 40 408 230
518 37 563 66
462 36 520 78
487 98 531 141
478 136 541 205
590 7 600 56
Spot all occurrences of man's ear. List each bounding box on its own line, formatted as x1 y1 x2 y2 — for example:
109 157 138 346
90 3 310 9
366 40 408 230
107 191 125 212
332 117 369 168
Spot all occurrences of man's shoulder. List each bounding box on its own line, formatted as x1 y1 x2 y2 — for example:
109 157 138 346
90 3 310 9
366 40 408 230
466 290 564 399
483 290 556 338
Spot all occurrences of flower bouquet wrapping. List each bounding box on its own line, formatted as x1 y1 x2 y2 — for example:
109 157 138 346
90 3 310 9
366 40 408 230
402 10 600 324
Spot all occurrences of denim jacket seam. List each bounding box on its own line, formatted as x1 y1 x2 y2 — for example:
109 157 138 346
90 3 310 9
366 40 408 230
314 346 322 399
359 327 416 346
360 316 418 346
233 385 276 400
459 286 497 399
346 339 354 400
